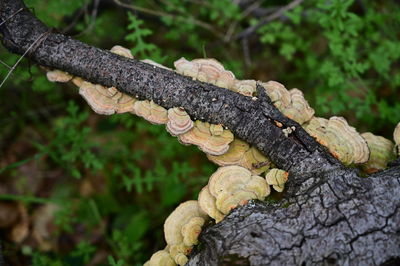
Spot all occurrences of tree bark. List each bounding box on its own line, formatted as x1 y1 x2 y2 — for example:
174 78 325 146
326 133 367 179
1 1 399 265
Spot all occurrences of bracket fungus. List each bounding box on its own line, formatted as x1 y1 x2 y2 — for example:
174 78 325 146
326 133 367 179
110 45 133 59
281 88 315 125
361 132 395 173
261 81 291 110
77 45 137 115
144 250 176 266
79 82 136 115
166 107 194 136
163 200 208 265
142 59 172 71
174 57 236 90
134 100 169 125
394 122 400 156
265 168 289 192
207 139 270 174
198 186 225 223
179 120 234 156
304 116 370 165
234 79 257 97
46 69 73 83
204 166 270 216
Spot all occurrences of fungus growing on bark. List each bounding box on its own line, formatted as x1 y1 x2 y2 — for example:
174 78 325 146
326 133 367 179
134 100 169 125
261 81 291 110
46 69 73 83
207 166 270 215
394 122 400 156
265 168 289 192
174 57 199 78
282 88 315 125
304 116 370 165
144 250 176 266
72 77 84 87
163 200 208 265
234 80 256 96
78 45 137 115
174 57 235 89
110 45 133 59
361 132 395 173
79 82 136 115
207 139 270 174
198 186 225 223
179 120 234 156
166 107 194 136
142 59 172 71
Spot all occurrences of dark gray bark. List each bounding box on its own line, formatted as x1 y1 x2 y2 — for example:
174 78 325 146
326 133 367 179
189 167 400 266
1 1 399 265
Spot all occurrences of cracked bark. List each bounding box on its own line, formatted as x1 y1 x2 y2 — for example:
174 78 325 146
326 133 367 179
1 0 399 265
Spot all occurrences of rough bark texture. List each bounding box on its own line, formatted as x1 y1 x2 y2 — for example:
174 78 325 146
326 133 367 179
1 1 399 265
0 0 341 180
189 167 400 265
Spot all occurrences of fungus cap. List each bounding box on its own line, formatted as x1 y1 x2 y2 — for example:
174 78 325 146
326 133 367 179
265 168 289 192
110 45 133 59
261 81 291 109
179 121 234 155
174 57 235 89
282 88 315 125
207 138 249 167
144 250 176 266
198 186 225 222
207 139 270 174
79 82 136 115
361 132 395 173
304 116 370 165
166 107 194 136
207 166 270 215
46 70 73 83
181 216 205 246
134 100 168 125
142 59 172 71
163 200 207 247
174 57 199 78
234 80 256 96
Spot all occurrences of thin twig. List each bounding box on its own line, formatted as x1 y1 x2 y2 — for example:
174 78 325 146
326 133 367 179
0 31 50 89
61 2 89 34
224 0 262 42
0 59 11 69
236 0 303 39
74 0 100 37
242 37 251 67
113 0 224 39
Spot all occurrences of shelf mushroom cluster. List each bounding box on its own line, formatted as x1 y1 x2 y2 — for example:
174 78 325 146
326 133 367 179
145 166 272 266
144 200 208 266
45 46 400 265
198 166 270 223
360 132 395 173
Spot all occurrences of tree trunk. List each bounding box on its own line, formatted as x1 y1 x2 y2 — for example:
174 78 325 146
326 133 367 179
1 1 399 265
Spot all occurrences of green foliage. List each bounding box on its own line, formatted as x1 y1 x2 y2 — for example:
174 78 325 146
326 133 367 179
125 12 166 63
1 0 399 265
257 0 400 131
34 101 103 179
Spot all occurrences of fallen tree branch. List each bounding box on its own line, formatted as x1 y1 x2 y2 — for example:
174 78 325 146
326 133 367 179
0 0 341 183
1 1 399 265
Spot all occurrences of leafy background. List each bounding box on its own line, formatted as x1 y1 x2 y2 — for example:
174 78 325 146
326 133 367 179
0 0 399 265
